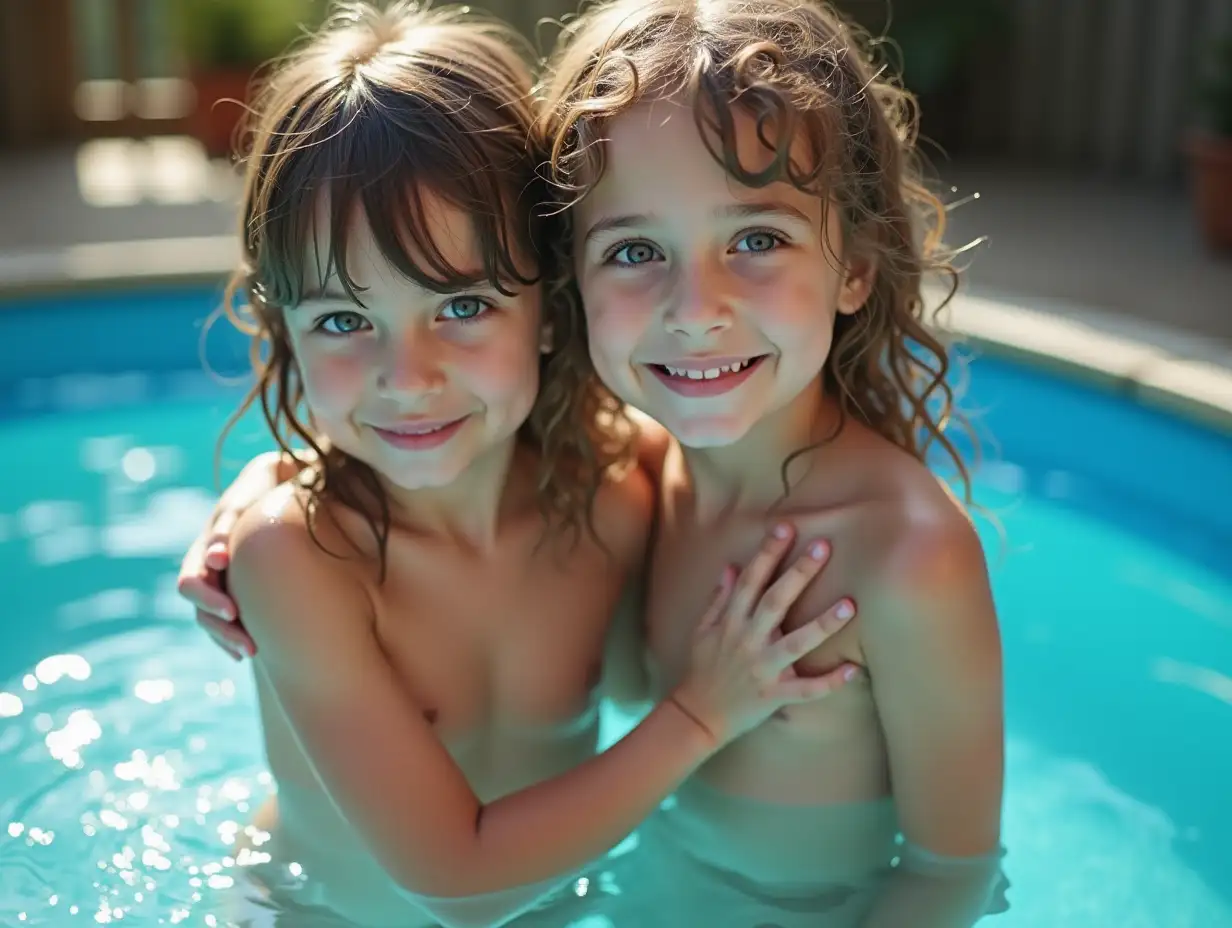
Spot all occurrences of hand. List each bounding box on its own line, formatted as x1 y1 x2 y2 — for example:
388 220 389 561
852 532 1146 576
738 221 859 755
176 451 290 660
669 523 859 747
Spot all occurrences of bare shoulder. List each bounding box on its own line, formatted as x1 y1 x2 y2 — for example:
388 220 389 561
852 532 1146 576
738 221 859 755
838 452 997 658
229 481 319 568
592 455 656 570
228 483 374 648
873 466 982 584
627 407 673 487
795 432 989 626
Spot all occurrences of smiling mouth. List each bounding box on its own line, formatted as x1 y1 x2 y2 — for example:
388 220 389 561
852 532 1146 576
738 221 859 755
650 357 763 379
645 355 769 397
371 416 470 449
650 356 766 381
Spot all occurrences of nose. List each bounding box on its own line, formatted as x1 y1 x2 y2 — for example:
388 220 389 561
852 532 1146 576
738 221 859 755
664 260 732 339
376 328 445 399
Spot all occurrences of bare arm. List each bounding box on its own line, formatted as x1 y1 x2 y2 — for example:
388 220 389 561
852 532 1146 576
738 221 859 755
859 518 1005 927
177 449 316 657
229 501 854 907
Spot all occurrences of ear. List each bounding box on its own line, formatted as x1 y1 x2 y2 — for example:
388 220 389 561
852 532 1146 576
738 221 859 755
539 323 555 354
837 253 877 316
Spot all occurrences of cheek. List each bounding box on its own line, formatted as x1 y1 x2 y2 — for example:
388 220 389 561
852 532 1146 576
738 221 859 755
295 347 369 417
456 330 540 414
754 270 837 363
581 284 652 377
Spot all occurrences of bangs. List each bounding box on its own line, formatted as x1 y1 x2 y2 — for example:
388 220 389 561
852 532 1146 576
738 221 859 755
247 80 542 309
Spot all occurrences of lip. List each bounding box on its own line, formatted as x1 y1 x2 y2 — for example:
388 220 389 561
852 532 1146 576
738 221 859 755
651 355 758 372
645 355 767 397
370 415 470 450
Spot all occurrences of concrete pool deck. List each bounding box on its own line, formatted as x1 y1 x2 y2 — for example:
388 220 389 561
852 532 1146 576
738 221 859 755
0 142 1229 430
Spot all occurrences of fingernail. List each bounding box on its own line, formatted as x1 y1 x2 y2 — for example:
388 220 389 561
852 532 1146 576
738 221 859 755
809 540 830 560
843 665 858 680
773 523 791 539
835 598 854 619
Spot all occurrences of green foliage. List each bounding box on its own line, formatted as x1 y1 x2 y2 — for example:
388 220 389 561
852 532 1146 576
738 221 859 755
838 0 1012 94
176 0 325 70
1197 35 1232 137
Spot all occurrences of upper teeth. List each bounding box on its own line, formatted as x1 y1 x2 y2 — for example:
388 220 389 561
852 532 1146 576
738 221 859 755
392 424 446 435
662 360 753 380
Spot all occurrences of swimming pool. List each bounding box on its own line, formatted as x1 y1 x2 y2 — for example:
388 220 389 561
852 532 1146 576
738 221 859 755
1 284 1230 926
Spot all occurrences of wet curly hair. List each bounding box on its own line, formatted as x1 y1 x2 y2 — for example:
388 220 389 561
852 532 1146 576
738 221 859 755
537 0 976 499
217 1 631 576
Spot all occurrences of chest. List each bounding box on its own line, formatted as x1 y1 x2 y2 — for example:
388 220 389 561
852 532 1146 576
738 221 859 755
374 532 625 739
643 510 868 695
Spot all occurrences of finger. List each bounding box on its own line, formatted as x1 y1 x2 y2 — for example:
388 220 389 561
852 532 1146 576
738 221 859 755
695 565 736 636
196 611 256 656
196 609 252 648
724 523 796 626
203 544 230 572
761 598 856 672
747 539 832 642
208 506 242 549
180 532 207 572
178 576 237 621
772 661 861 704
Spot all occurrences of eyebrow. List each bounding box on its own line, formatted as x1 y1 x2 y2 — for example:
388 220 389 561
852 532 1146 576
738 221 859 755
296 274 504 306
582 201 814 246
296 285 352 305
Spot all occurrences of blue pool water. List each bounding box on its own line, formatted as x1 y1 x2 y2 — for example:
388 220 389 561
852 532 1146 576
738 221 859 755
0 286 1230 926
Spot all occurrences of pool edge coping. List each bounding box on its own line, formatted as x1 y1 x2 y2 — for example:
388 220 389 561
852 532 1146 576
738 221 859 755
939 287 1232 433
2 235 1230 433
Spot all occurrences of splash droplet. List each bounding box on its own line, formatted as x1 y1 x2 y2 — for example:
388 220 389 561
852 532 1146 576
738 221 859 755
134 679 174 704
121 448 156 483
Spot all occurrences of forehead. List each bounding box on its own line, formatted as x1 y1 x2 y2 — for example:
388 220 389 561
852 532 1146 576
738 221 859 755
308 187 479 269
580 98 820 219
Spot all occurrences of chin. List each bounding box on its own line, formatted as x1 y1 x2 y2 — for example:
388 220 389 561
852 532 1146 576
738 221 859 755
382 461 469 491
660 413 756 449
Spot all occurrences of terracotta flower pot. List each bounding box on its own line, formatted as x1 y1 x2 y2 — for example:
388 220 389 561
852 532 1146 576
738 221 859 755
1186 131 1232 254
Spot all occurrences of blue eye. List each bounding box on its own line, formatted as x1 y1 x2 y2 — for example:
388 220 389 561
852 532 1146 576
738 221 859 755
607 240 663 267
439 296 492 323
733 230 786 253
315 311 370 334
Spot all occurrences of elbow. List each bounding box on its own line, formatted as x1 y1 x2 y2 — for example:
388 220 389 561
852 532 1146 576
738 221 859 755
391 871 529 928
432 914 512 928
383 845 474 900
390 863 472 902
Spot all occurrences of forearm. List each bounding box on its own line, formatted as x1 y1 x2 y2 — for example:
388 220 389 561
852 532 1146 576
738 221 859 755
445 698 711 895
861 845 1002 928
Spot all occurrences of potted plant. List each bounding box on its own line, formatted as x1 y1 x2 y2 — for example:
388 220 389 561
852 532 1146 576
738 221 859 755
1187 34 1232 253
177 0 324 157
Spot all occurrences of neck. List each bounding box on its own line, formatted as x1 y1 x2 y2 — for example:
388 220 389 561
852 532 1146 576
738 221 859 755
378 436 531 549
678 376 838 522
